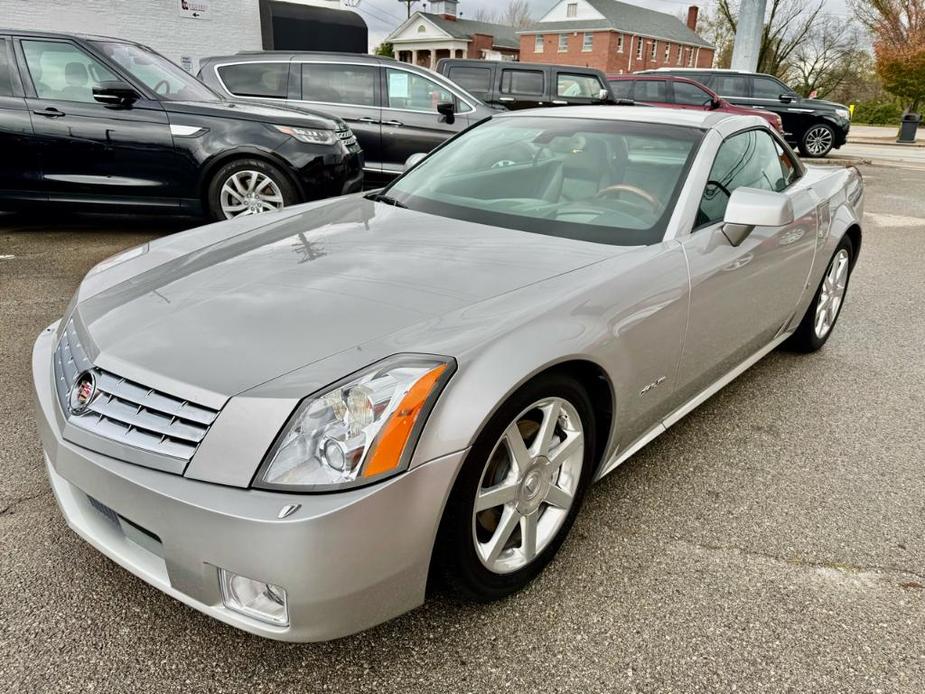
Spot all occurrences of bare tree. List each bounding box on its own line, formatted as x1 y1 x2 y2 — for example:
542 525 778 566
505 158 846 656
789 22 862 97
498 0 534 28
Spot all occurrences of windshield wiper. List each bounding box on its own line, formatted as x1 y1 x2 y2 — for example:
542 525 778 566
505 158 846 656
364 192 408 209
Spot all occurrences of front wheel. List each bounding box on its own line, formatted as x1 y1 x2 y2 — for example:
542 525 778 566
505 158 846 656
434 374 595 602
785 236 854 352
206 158 296 221
799 123 836 158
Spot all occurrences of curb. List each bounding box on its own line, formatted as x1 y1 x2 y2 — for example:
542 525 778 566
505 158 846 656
848 138 925 148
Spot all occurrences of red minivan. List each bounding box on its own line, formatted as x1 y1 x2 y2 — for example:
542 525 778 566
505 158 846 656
608 74 784 133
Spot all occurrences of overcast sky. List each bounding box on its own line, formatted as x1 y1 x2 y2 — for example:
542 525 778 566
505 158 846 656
350 0 853 50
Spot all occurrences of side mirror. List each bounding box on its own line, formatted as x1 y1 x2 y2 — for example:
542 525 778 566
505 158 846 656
779 93 794 104
93 81 140 107
437 101 455 124
596 88 612 103
404 152 427 171
709 98 722 110
721 188 794 246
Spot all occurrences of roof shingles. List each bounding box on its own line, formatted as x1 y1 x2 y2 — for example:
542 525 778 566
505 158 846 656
422 13 521 49
519 0 713 49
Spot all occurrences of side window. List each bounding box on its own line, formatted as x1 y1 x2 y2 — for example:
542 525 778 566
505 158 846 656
609 80 633 99
673 81 712 107
711 74 749 97
557 72 604 98
21 39 118 103
697 130 788 227
775 138 800 187
301 63 377 106
634 79 668 102
218 63 289 98
752 76 791 99
386 68 454 112
500 69 543 96
447 66 491 99
0 39 14 96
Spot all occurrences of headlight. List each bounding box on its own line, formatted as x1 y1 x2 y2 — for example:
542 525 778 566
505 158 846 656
835 108 850 120
273 125 336 145
254 355 455 492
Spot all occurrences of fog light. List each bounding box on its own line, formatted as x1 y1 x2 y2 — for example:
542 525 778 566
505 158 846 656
218 569 289 626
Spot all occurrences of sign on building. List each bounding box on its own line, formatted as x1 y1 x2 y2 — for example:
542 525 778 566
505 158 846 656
178 0 209 20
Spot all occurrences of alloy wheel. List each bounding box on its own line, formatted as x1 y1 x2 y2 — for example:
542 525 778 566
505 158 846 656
472 397 585 574
220 170 284 219
804 126 834 156
814 248 849 338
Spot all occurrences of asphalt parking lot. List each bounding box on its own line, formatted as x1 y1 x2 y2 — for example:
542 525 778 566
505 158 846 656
2 165 925 693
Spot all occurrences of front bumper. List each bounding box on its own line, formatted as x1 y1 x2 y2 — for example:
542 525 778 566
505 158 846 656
277 139 364 200
33 325 464 641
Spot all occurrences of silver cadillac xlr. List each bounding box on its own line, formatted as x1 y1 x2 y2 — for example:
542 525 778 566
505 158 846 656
33 107 863 641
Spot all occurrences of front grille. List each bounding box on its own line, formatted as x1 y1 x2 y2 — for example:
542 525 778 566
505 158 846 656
53 320 220 464
336 126 359 148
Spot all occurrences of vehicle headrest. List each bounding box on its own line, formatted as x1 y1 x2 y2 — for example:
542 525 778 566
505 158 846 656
65 62 88 86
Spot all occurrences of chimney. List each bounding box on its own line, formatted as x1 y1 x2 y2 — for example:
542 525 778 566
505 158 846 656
686 5 699 31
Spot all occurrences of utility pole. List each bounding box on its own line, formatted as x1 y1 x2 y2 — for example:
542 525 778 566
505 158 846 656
730 0 767 71
398 0 419 18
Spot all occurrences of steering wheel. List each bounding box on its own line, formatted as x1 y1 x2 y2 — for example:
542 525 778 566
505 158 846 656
153 79 170 96
594 184 660 212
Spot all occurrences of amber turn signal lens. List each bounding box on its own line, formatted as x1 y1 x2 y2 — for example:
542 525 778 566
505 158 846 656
362 364 448 477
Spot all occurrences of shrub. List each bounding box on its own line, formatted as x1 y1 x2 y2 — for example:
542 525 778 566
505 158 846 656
851 100 905 124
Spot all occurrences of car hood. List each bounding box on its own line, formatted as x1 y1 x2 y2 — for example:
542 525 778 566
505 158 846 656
72 197 617 405
164 99 342 130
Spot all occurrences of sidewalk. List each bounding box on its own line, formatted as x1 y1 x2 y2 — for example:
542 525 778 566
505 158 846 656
849 124 924 147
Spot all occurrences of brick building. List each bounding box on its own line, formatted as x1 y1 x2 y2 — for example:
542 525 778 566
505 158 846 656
386 1 520 69
518 0 714 75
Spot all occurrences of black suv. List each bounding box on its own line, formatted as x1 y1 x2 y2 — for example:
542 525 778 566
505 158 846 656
198 53 495 178
436 59 615 111
638 68 850 157
0 30 363 219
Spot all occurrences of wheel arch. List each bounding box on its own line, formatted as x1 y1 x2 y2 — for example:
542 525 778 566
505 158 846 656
198 147 304 207
843 223 862 267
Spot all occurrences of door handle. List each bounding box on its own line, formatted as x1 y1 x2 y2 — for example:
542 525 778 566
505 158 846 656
355 117 380 124
32 107 65 118
383 120 403 127
499 97 515 102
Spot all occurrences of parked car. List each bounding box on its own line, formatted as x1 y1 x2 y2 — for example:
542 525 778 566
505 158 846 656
608 73 783 133
638 68 850 157
436 58 616 111
0 31 363 219
34 106 863 641
198 52 493 178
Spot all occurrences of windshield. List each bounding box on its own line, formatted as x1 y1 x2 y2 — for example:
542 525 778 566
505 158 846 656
384 116 702 246
93 41 219 102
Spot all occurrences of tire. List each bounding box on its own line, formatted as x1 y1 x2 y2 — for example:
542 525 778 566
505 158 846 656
798 123 836 158
785 236 854 352
434 373 596 602
206 158 297 221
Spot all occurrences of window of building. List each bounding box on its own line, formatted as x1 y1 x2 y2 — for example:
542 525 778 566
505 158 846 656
534 34 544 52
697 130 790 227
21 39 118 103
301 63 377 106
664 43 671 61
558 34 569 52
635 37 643 60
417 24 426 33
566 2 578 17
688 48 696 66
650 40 657 60
386 68 455 112
447 66 491 100
582 33 593 52
500 68 544 96
616 34 624 53
677 44 683 64
218 63 289 98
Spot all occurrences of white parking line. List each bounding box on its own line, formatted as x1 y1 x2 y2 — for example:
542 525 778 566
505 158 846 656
864 213 925 228
0 254 16 260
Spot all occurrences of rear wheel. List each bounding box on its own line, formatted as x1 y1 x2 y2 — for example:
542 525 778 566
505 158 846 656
206 158 296 221
785 236 854 352
799 123 836 158
434 374 595 601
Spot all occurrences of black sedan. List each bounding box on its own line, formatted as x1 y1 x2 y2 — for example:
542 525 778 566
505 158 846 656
0 30 363 219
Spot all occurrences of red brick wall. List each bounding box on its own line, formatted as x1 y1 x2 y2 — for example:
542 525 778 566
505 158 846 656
519 30 714 76
468 33 494 59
